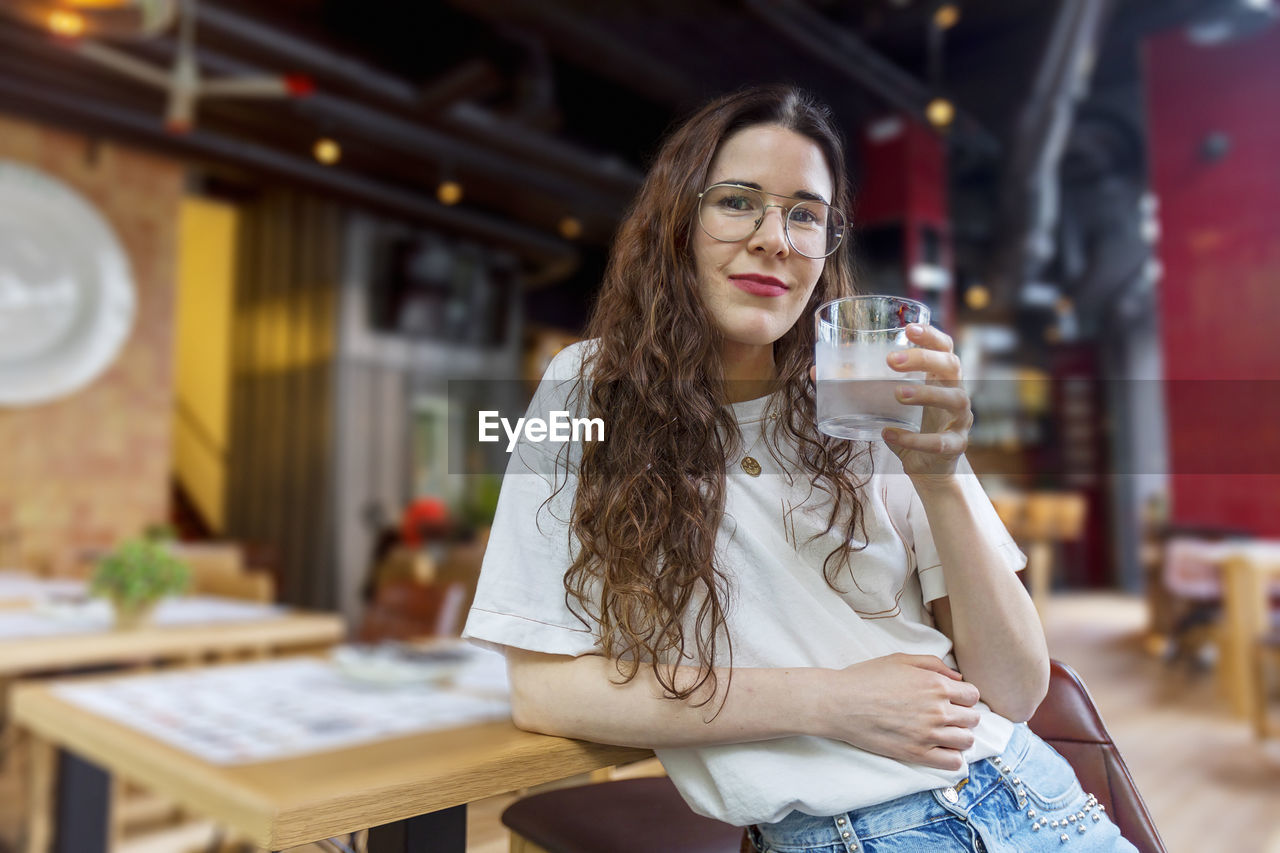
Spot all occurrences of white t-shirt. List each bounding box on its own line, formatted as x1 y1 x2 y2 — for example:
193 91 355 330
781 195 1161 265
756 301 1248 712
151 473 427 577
462 340 1027 826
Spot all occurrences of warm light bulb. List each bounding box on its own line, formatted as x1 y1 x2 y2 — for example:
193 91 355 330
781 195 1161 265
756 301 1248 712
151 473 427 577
965 284 990 311
312 138 341 165
558 216 582 240
925 97 955 128
47 9 87 37
934 3 961 30
437 180 463 206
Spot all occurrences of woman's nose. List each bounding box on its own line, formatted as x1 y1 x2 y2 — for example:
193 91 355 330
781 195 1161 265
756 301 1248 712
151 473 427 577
748 206 790 256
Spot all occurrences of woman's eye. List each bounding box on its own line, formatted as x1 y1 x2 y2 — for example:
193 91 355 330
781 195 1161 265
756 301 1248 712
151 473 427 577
789 206 821 225
716 194 757 212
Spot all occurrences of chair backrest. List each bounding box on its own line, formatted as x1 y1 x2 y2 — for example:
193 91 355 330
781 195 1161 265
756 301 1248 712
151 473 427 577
358 579 467 642
1028 660 1166 853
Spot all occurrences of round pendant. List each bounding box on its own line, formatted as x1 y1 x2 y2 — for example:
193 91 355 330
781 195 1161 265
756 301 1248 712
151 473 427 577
740 456 762 476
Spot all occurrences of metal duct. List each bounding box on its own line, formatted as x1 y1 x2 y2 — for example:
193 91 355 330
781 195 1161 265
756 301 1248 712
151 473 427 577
984 0 1115 313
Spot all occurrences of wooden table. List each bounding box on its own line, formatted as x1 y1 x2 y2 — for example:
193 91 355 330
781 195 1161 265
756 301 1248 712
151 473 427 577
11 673 653 853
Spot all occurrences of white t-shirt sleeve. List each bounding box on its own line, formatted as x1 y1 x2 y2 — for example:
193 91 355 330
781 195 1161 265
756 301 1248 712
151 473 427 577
461 342 603 658
892 454 1027 605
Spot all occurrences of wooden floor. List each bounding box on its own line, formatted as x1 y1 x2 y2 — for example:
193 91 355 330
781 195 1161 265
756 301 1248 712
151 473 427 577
120 593 1280 853
1041 593 1280 853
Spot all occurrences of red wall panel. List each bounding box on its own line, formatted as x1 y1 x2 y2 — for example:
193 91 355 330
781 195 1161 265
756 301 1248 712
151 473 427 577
1145 23 1280 535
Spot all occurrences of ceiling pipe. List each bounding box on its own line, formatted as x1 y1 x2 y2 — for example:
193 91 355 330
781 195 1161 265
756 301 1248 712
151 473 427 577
744 0 1000 156
0 73 579 273
983 0 1115 314
184 3 646 197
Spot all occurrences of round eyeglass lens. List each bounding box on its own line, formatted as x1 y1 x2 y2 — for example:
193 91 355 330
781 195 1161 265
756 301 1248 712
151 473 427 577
697 185 844 258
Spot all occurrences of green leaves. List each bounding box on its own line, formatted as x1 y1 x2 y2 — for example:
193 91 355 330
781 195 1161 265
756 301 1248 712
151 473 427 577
90 538 191 607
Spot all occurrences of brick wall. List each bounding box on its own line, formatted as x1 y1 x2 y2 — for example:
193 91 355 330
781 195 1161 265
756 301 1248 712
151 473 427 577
0 113 184 571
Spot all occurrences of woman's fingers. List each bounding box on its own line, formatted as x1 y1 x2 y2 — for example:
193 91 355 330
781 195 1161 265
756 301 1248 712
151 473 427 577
905 323 954 353
883 428 968 456
888 347 962 380
919 746 967 772
895 384 971 419
934 726 978 752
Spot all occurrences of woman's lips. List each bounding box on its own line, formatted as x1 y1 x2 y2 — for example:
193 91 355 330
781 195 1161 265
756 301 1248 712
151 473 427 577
729 274 789 297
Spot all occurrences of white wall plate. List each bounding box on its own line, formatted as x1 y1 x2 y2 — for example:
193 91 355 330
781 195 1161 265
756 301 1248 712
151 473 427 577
0 160 136 407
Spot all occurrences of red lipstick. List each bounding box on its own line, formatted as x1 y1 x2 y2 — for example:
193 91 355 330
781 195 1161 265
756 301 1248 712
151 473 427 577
729 274 789 297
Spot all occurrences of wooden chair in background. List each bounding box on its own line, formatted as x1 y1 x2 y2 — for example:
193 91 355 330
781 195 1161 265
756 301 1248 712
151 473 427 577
989 492 1087 621
358 580 467 642
168 541 276 603
1220 553 1280 735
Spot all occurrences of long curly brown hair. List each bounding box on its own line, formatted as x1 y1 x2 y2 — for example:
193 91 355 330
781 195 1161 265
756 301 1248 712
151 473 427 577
560 85 870 714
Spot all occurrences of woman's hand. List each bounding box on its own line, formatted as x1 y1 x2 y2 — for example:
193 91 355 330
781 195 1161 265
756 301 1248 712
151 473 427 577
883 323 972 481
817 653 982 771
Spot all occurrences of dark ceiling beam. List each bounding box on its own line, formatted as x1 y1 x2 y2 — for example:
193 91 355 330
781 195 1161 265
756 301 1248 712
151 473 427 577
193 1 420 105
0 73 579 271
118 36 637 215
744 0 1000 157
416 58 504 114
445 0 701 108
183 4 646 197
984 0 1116 314
443 102 640 196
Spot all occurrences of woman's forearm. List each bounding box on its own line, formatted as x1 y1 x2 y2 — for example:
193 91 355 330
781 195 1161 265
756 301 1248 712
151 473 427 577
912 476 1050 722
505 647 825 748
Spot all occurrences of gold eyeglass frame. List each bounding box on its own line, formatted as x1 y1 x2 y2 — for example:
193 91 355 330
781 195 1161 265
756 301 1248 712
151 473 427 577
695 182 846 259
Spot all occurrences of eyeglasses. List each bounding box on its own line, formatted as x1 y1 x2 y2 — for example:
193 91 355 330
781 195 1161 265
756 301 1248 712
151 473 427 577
696 183 846 259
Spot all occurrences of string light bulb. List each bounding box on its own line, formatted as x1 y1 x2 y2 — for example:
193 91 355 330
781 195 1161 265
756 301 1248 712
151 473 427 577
312 137 341 166
934 3 961 30
437 180 463 206
47 9 87 37
965 284 990 311
925 97 955 129
558 216 583 240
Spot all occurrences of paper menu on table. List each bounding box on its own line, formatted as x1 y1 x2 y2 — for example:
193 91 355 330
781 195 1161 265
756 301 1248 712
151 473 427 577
54 654 511 765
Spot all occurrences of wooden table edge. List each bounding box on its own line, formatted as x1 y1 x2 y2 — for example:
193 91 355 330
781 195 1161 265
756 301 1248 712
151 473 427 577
10 679 653 849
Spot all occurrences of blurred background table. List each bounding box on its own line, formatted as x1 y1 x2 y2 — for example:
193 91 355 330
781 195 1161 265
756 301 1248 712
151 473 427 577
10 651 652 853
0 598 344 678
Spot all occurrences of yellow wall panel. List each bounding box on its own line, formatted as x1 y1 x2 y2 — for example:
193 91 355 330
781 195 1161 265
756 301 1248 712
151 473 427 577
173 196 238 531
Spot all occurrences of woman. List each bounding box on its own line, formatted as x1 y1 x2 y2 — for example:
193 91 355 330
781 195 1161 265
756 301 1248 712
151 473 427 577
463 86 1137 852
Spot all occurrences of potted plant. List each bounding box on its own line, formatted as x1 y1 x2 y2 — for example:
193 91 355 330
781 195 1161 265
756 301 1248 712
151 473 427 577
90 538 190 629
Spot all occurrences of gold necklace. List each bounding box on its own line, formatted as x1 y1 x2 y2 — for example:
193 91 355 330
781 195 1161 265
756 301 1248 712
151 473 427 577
738 412 777 477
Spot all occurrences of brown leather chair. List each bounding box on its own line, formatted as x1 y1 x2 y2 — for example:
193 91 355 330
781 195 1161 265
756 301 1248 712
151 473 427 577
1027 660 1165 853
501 659 1164 853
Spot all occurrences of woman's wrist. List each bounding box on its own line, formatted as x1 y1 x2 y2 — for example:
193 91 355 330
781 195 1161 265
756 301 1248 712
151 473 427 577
906 471 965 501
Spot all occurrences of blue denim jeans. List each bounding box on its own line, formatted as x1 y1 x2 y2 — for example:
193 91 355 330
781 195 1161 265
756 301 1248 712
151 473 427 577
747 724 1140 853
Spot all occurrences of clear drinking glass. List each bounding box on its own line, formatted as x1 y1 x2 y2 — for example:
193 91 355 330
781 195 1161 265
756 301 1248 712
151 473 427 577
815 295 930 441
